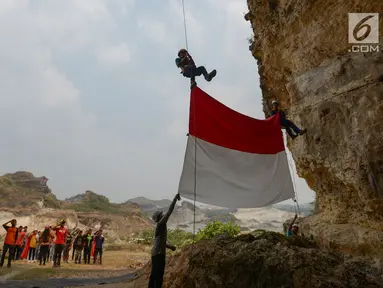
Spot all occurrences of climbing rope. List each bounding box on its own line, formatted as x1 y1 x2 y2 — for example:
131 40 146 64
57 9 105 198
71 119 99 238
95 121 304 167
286 143 301 215
182 0 189 51
181 0 198 242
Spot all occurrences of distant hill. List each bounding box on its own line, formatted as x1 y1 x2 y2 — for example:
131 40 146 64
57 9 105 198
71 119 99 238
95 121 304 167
272 202 315 216
64 190 142 215
126 196 173 214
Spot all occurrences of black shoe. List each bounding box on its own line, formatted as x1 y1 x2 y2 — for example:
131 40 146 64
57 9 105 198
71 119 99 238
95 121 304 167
7 264 11 268
206 70 217 82
299 129 307 135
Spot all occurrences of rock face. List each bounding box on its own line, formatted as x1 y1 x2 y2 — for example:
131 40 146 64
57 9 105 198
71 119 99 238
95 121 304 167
154 232 383 288
245 0 383 256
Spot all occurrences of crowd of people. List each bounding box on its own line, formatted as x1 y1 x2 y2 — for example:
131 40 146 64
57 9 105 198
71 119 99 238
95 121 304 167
0 219 105 268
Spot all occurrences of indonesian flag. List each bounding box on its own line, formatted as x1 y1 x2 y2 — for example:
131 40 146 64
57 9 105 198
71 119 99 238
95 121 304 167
178 87 294 208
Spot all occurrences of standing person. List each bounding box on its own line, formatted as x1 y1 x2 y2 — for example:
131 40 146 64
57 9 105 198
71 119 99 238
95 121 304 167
0 219 18 268
63 229 73 263
82 229 93 264
28 231 37 263
15 226 25 261
52 220 68 268
39 226 50 266
73 231 83 264
148 194 180 288
71 229 79 261
48 226 55 263
93 230 104 265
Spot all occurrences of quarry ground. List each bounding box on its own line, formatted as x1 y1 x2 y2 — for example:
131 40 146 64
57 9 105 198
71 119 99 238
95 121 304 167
0 246 150 287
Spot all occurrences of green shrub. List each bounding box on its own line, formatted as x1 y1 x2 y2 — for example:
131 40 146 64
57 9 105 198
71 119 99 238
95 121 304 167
195 220 240 241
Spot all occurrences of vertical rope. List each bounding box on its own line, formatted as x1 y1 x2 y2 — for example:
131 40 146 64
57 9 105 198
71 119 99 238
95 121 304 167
181 0 197 242
182 0 189 50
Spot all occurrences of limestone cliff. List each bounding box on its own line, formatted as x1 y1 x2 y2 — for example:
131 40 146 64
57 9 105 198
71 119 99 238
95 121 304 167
245 0 383 256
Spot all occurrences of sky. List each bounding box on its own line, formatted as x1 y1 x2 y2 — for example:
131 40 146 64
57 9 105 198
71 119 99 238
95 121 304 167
0 0 315 205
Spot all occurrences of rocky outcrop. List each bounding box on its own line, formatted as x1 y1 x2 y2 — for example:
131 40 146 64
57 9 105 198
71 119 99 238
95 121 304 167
245 0 383 256
154 232 383 288
0 171 59 209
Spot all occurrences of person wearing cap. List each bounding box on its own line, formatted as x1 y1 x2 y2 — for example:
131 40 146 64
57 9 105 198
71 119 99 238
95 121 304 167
286 214 299 237
52 219 68 267
175 49 217 89
148 193 181 288
270 100 307 139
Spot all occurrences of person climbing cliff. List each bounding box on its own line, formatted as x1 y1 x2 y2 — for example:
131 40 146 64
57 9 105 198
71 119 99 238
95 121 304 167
175 49 216 89
148 193 181 288
0 219 18 268
286 214 299 237
270 100 307 139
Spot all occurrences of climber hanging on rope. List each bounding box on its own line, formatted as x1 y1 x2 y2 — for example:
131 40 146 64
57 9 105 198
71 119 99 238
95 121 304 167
175 49 217 89
270 100 307 139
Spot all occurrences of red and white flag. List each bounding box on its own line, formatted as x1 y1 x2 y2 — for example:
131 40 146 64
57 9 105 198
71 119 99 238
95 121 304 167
178 87 294 208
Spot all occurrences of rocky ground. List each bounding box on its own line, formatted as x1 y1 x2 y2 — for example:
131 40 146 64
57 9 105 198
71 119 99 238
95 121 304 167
149 231 382 288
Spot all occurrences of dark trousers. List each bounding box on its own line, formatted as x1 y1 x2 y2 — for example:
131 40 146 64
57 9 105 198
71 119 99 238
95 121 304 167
17 245 23 260
93 248 102 264
63 244 71 262
83 247 91 264
0 244 14 267
53 244 65 266
148 254 166 288
39 245 49 265
281 118 301 138
72 245 76 260
28 248 36 261
183 66 208 82
15 245 22 260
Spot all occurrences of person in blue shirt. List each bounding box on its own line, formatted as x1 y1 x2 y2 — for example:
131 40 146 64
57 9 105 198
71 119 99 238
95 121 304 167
175 49 216 89
286 214 299 237
270 100 307 139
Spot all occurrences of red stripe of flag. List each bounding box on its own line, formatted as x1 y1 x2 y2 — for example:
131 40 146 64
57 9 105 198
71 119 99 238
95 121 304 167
189 87 285 154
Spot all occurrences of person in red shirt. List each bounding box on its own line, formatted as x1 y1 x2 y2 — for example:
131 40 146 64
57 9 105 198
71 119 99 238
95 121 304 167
0 219 18 268
52 219 68 268
15 226 25 261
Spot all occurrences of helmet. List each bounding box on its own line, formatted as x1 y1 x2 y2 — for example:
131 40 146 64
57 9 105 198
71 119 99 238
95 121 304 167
272 100 279 105
152 211 163 222
178 49 187 57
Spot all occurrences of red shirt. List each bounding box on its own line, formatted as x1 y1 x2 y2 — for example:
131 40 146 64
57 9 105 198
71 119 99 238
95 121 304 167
4 227 18 245
16 231 25 246
55 227 67 244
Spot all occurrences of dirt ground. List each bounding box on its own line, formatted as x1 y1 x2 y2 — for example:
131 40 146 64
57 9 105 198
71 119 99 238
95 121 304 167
0 246 150 283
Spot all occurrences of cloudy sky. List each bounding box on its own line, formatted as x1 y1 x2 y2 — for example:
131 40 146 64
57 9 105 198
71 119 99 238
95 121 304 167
0 0 315 205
